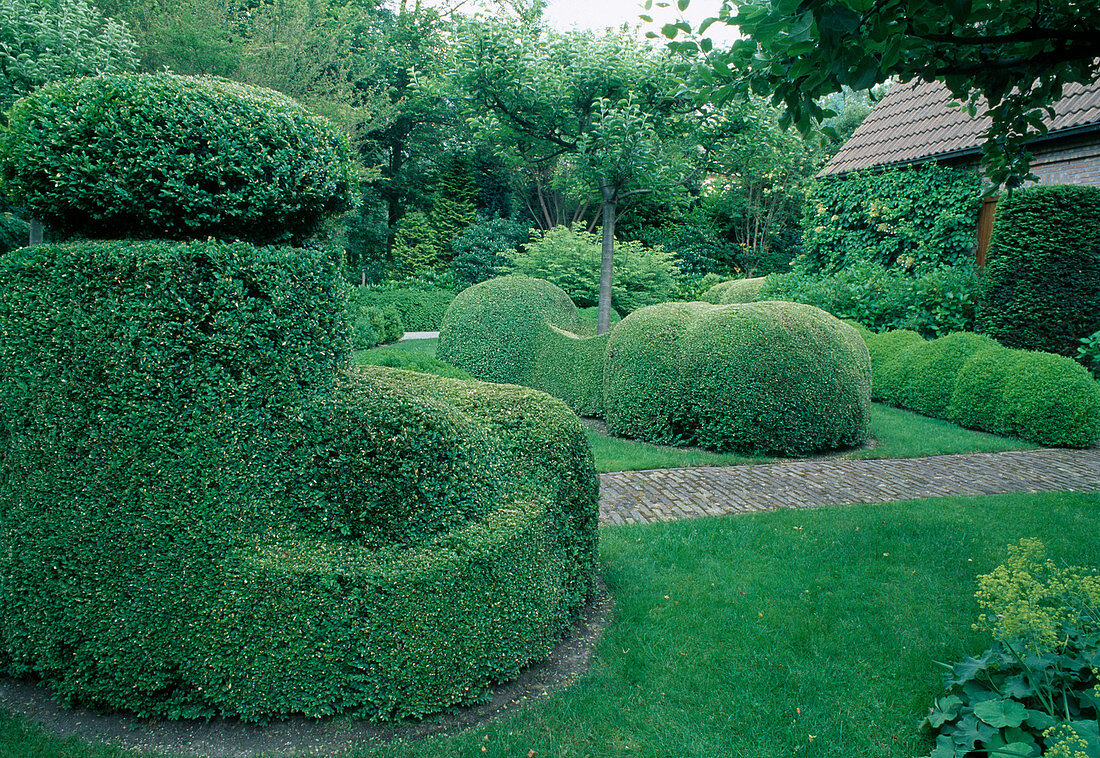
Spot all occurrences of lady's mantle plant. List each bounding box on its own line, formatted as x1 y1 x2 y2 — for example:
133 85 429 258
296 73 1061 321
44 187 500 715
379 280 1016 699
922 539 1100 757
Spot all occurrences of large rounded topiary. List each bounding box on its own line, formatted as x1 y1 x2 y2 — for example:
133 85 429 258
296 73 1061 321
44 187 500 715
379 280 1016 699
0 73 356 245
438 275 607 415
0 241 599 720
605 301 872 455
977 185 1100 357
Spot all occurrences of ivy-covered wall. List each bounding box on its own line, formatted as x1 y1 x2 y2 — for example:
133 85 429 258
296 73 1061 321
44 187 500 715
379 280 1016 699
800 164 982 273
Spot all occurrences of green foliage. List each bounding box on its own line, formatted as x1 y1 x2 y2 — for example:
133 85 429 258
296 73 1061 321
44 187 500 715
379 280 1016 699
452 216 532 286
348 302 404 349
351 348 472 380
390 210 445 276
642 207 739 277
604 301 872 455
0 241 599 721
977 185 1100 358
0 0 137 111
348 282 456 331
0 73 356 245
672 0 1099 188
759 260 980 338
1079 330 1100 377
701 277 766 304
800 165 982 273
864 329 1100 447
921 539 1100 758
508 226 680 314
438 276 606 415
899 332 1001 418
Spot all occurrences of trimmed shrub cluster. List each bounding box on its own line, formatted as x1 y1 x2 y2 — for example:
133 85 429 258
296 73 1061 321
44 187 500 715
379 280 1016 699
440 277 872 455
800 164 982 273
861 326 1100 447
977 185 1100 358
348 300 404 349
452 216 532 286
0 73 356 245
0 241 599 721
604 301 872 454
349 283 456 332
438 276 607 416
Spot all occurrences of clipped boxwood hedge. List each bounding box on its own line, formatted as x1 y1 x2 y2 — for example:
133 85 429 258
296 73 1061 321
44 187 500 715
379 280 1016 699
349 284 456 331
701 277 766 304
977 185 1100 357
438 276 606 415
864 329 1100 447
605 301 872 455
0 241 599 720
0 73 356 245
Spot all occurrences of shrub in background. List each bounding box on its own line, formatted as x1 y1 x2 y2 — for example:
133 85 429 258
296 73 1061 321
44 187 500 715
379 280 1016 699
756 261 979 337
507 226 680 314
1078 329 1100 376
0 73 356 245
800 164 981 273
348 302 403 349
452 216 531 286
701 277 766 304
977 185 1100 357
863 329 1100 447
605 301 872 455
438 276 606 415
349 282 456 331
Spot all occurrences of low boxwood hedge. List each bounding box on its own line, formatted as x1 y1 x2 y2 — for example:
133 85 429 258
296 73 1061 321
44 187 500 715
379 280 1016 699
863 329 1100 447
605 301 873 455
701 277 766 304
0 73 356 245
0 241 599 721
349 284 456 331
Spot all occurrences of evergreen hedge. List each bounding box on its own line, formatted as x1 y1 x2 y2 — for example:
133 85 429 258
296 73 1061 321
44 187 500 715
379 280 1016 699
701 277 766 304
438 276 606 415
349 284 456 331
604 301 872 455
863 329 1100 447
0 73 356 245
0 241 599 720
977 185 1100 357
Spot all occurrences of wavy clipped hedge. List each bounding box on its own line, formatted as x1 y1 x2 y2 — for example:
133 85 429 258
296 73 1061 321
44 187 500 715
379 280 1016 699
438 276 607 415
0 242 598 721
977 185 1100 357
863 329 1100 447
605 301 872 454
0 73 355 244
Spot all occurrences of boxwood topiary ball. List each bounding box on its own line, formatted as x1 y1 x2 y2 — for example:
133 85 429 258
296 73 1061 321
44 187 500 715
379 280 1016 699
0 73 356 245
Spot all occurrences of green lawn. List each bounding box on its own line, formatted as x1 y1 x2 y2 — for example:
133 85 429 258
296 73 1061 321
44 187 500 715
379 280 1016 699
4 492 1098 757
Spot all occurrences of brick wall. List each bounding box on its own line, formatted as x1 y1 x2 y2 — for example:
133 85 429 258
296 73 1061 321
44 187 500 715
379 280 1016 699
1028 133 1100 187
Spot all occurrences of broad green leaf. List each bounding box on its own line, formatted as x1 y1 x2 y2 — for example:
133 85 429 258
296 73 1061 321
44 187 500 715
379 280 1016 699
927 695 964 728
973 699 1027 728
677 0 689 10
930 734 958 758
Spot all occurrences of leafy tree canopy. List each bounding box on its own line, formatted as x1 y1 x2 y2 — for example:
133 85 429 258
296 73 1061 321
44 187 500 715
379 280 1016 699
0 0 138 111
662 0 1100 188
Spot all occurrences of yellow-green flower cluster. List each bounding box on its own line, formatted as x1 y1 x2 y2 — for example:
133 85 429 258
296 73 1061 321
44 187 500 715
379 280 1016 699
1043 724 1091 758
975 538 1100 652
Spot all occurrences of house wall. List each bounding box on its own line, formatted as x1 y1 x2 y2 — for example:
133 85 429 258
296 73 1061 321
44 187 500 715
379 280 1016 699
1028 132 1100 187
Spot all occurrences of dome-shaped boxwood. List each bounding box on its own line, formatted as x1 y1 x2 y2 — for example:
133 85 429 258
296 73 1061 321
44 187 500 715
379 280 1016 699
605 301 872 455
0 73 356 245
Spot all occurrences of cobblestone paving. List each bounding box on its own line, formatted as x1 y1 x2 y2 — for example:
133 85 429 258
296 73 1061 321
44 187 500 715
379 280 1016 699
599 447 1100 526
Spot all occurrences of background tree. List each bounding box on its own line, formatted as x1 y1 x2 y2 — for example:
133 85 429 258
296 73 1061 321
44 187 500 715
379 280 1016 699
442 20 698 332
666 0 1100 187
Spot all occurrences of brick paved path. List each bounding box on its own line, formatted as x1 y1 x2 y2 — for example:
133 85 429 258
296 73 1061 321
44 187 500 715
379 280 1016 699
599 448 1100 526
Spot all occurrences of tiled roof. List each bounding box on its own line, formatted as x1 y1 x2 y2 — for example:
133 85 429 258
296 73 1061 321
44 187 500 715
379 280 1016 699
820 78 1100 176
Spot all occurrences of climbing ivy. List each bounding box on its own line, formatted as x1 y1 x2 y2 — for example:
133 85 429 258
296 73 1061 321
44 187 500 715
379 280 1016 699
800 164 982 273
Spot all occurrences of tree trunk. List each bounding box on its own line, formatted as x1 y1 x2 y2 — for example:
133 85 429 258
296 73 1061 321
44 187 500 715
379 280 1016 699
597 180 616 335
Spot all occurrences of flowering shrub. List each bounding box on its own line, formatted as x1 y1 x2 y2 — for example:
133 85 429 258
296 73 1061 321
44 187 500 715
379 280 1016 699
921 539 1100 758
